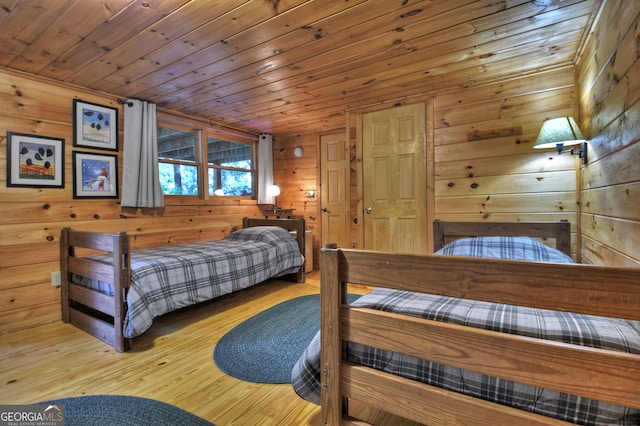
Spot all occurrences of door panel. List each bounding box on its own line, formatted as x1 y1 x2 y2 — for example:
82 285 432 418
363 103 427 254
321 132 350 249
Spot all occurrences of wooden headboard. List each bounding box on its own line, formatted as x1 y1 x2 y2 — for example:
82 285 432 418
433 220 571 257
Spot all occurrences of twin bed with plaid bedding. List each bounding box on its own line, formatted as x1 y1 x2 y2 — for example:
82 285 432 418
291 236 640 425
73 226 304 339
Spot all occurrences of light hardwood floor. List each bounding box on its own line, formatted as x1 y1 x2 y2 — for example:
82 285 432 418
0 273 332 425
0 272 421 425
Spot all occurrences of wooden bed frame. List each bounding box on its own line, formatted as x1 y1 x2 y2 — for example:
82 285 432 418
433 219 572 256
60 217 306 352
320 221 640 425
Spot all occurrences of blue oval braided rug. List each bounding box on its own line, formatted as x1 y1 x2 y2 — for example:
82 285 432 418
213 293 359 384
37 395 213 426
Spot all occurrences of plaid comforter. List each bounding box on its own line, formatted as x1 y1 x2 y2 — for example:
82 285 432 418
291 237 640 425
74 226 304 338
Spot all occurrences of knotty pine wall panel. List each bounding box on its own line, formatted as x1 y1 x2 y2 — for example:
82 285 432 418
575 0 640 267
433 67 579 247
272 133 320 269
275 70 581 258
0 70 261 333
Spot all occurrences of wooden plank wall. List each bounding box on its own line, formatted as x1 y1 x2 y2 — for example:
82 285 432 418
3 0 638 333
576 0 640 267
272 133 321 268
276 66 580 258
274 1 640 269
0 69 262 333
432 66 579 246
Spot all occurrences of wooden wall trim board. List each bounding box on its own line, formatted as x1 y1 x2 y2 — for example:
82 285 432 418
436 171 577 196
436 152 577 181
435 111 570 146
426 98 436 248
435 193 578 216
351 111 363 251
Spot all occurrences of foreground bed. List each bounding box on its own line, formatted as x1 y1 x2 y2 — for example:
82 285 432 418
292 221 640 425
61 217 305 352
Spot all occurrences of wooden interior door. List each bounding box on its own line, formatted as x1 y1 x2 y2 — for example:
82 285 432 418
320 132 351 249
362 102 428 254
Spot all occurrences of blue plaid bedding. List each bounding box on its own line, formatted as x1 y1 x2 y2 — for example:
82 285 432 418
291 237 640 425
435 235 575 263
74 226 304 338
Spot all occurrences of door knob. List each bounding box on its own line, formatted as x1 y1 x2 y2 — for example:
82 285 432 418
365 207 372 214
321 207 328 212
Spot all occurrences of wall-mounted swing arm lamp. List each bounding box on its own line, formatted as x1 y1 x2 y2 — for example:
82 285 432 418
533 117 588 164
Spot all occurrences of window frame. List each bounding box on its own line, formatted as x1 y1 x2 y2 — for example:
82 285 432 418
157 114 257 203
157 118 202 197
204 129 256 198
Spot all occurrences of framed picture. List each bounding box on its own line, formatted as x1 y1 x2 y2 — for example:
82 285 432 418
72 151 118 199
73 99 118 151
6 132 65 188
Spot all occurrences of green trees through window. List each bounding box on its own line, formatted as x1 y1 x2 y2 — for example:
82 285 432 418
157 124 255 197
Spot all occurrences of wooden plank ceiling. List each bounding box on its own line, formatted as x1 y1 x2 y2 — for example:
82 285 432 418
0 0 598 135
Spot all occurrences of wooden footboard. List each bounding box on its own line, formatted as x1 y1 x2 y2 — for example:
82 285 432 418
60 228 131 352
320 250 640 425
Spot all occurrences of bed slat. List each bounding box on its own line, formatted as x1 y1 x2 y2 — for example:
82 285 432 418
65 229 125 253
337 249 640 320
67 256 115 284
343 306 640 408
68 307 117 348
68 284 116 317
342 364 571 425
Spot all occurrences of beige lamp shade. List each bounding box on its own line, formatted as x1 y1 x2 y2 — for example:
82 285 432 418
534 117 585 149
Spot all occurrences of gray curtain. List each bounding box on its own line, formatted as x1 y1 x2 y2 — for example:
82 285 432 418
257 133 275 205
121 99 164 208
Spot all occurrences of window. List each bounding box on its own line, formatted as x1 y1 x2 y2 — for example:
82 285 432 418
157 119 256 199
206 136 254 196
157 126 200 195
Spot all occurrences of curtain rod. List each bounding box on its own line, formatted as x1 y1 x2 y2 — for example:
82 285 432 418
117 98 133 107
